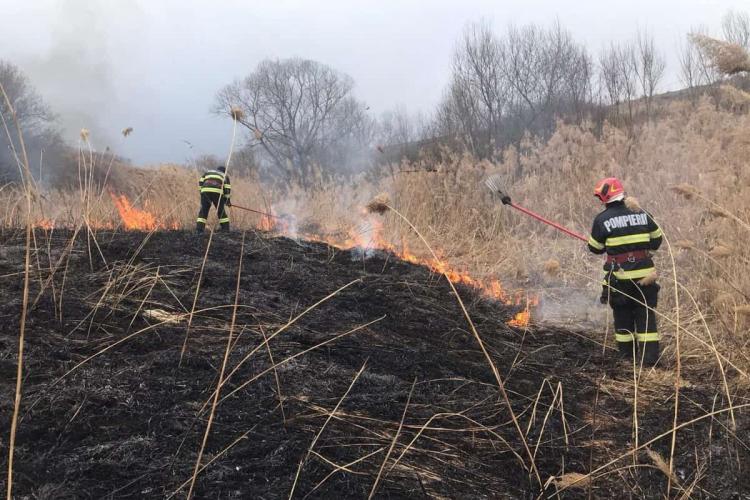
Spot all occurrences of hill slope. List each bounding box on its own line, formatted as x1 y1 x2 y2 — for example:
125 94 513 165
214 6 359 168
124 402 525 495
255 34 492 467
0 229 747 498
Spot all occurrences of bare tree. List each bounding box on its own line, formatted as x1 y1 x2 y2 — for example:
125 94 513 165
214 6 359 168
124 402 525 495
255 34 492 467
437 21 507 157
438 21 592 157
722 10 750 49
215 58 372 186
598 43 625 108
635 30 666 117
0 60 61 184
679 38 699 94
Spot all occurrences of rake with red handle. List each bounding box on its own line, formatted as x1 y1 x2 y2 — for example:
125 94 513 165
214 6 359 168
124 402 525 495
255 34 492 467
484 175 588 242
230 203 290 220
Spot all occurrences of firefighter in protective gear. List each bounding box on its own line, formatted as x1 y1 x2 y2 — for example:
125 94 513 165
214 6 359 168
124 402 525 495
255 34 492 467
587 177 663 366
196 166 231 233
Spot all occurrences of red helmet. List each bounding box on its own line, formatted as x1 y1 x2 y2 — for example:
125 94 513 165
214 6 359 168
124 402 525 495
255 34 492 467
594 177 625 203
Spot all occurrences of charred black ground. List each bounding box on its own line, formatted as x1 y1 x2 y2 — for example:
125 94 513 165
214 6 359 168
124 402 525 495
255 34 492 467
0 229 747 499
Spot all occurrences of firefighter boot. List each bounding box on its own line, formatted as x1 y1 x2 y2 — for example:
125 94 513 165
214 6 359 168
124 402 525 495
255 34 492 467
639 341 659 367
617 339 635 360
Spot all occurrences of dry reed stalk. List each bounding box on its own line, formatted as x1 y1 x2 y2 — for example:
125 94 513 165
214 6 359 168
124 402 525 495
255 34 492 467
218 315 383 405
142 307 182 324
128 268 161 328
179 229 215 365
186 233 246 500
555 472 592 489
706 207 729 218
672 184 750 233
203 279 364 409
288 360 369 499
369 377 416 499
735 305 750 316
543 258 560 276
230 106 245 121
646 448 683 488
166 424 259 500
709 245 732 258
670 184 699 200
388 412 524 474
674 240 695 250
637 271 658 286
366 193 391 215
259 324 286 424
305 448 386 497
0 80 35 500
555 401 750 494
624 196 642 212
366 195 542 486
690 33 750 75
676 281 736 430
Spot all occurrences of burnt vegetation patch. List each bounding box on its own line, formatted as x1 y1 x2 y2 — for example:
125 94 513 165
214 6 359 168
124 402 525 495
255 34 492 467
0 229 748 498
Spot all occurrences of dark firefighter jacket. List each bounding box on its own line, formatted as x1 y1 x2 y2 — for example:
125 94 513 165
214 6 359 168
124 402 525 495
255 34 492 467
199 170 231 200
587 199 662 280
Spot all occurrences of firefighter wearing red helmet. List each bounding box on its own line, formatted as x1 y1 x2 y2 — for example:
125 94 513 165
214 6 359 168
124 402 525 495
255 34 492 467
588 177 663 366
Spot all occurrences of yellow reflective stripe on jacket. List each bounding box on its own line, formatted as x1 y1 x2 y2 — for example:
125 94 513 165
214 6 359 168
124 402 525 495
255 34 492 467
613 267 655 280
649 228 663 238
219 217 230 223
200 187 224 194
196 217 207 223
203 174 224 181
635 332 660 342
588 235 605 250
615 332 634 342
605 233 651 246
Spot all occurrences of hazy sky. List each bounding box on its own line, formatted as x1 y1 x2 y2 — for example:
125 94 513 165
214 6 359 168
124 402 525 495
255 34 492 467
0 0 745 165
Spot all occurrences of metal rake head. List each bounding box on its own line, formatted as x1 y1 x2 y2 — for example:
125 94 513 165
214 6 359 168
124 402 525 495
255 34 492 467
484 175 512 205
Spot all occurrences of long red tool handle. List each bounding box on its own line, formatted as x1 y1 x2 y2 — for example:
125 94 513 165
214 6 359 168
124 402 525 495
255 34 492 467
230 203 283 219
508 202 588 242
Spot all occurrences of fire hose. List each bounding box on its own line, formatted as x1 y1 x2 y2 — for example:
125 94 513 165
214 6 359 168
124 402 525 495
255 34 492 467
485 176 588 242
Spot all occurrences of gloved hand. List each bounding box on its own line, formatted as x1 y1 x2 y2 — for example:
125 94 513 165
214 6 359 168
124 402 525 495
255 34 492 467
225 199 232 207
599 293 608 305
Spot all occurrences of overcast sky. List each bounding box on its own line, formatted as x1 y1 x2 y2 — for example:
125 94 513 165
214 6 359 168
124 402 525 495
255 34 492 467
0 0 746 165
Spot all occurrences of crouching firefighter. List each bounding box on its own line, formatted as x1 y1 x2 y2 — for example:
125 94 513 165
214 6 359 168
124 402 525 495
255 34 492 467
587 177 663 366
196 166 231 233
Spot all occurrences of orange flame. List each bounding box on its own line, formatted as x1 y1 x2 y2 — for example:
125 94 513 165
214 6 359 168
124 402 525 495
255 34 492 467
259 214 276 231
110 193 157 230
33 219 55 230
300 215 537 325
109 192 178 231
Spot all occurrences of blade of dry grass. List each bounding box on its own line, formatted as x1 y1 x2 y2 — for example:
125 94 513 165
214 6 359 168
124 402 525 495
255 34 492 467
180 228 215 365
288 359 369 499
369 376 416 499
186 232 246 500
552 401 750 496
371 199 541 485
1 79 35 500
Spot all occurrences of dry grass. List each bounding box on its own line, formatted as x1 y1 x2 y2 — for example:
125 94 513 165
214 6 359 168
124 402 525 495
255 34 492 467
690 33 750 75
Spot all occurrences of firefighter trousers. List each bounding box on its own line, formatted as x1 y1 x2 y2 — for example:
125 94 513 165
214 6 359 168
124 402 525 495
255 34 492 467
607 278 660 366
196 192 229 232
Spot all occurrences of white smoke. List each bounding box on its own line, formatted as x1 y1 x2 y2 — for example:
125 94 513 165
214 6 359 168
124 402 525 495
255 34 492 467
18 0 144 151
